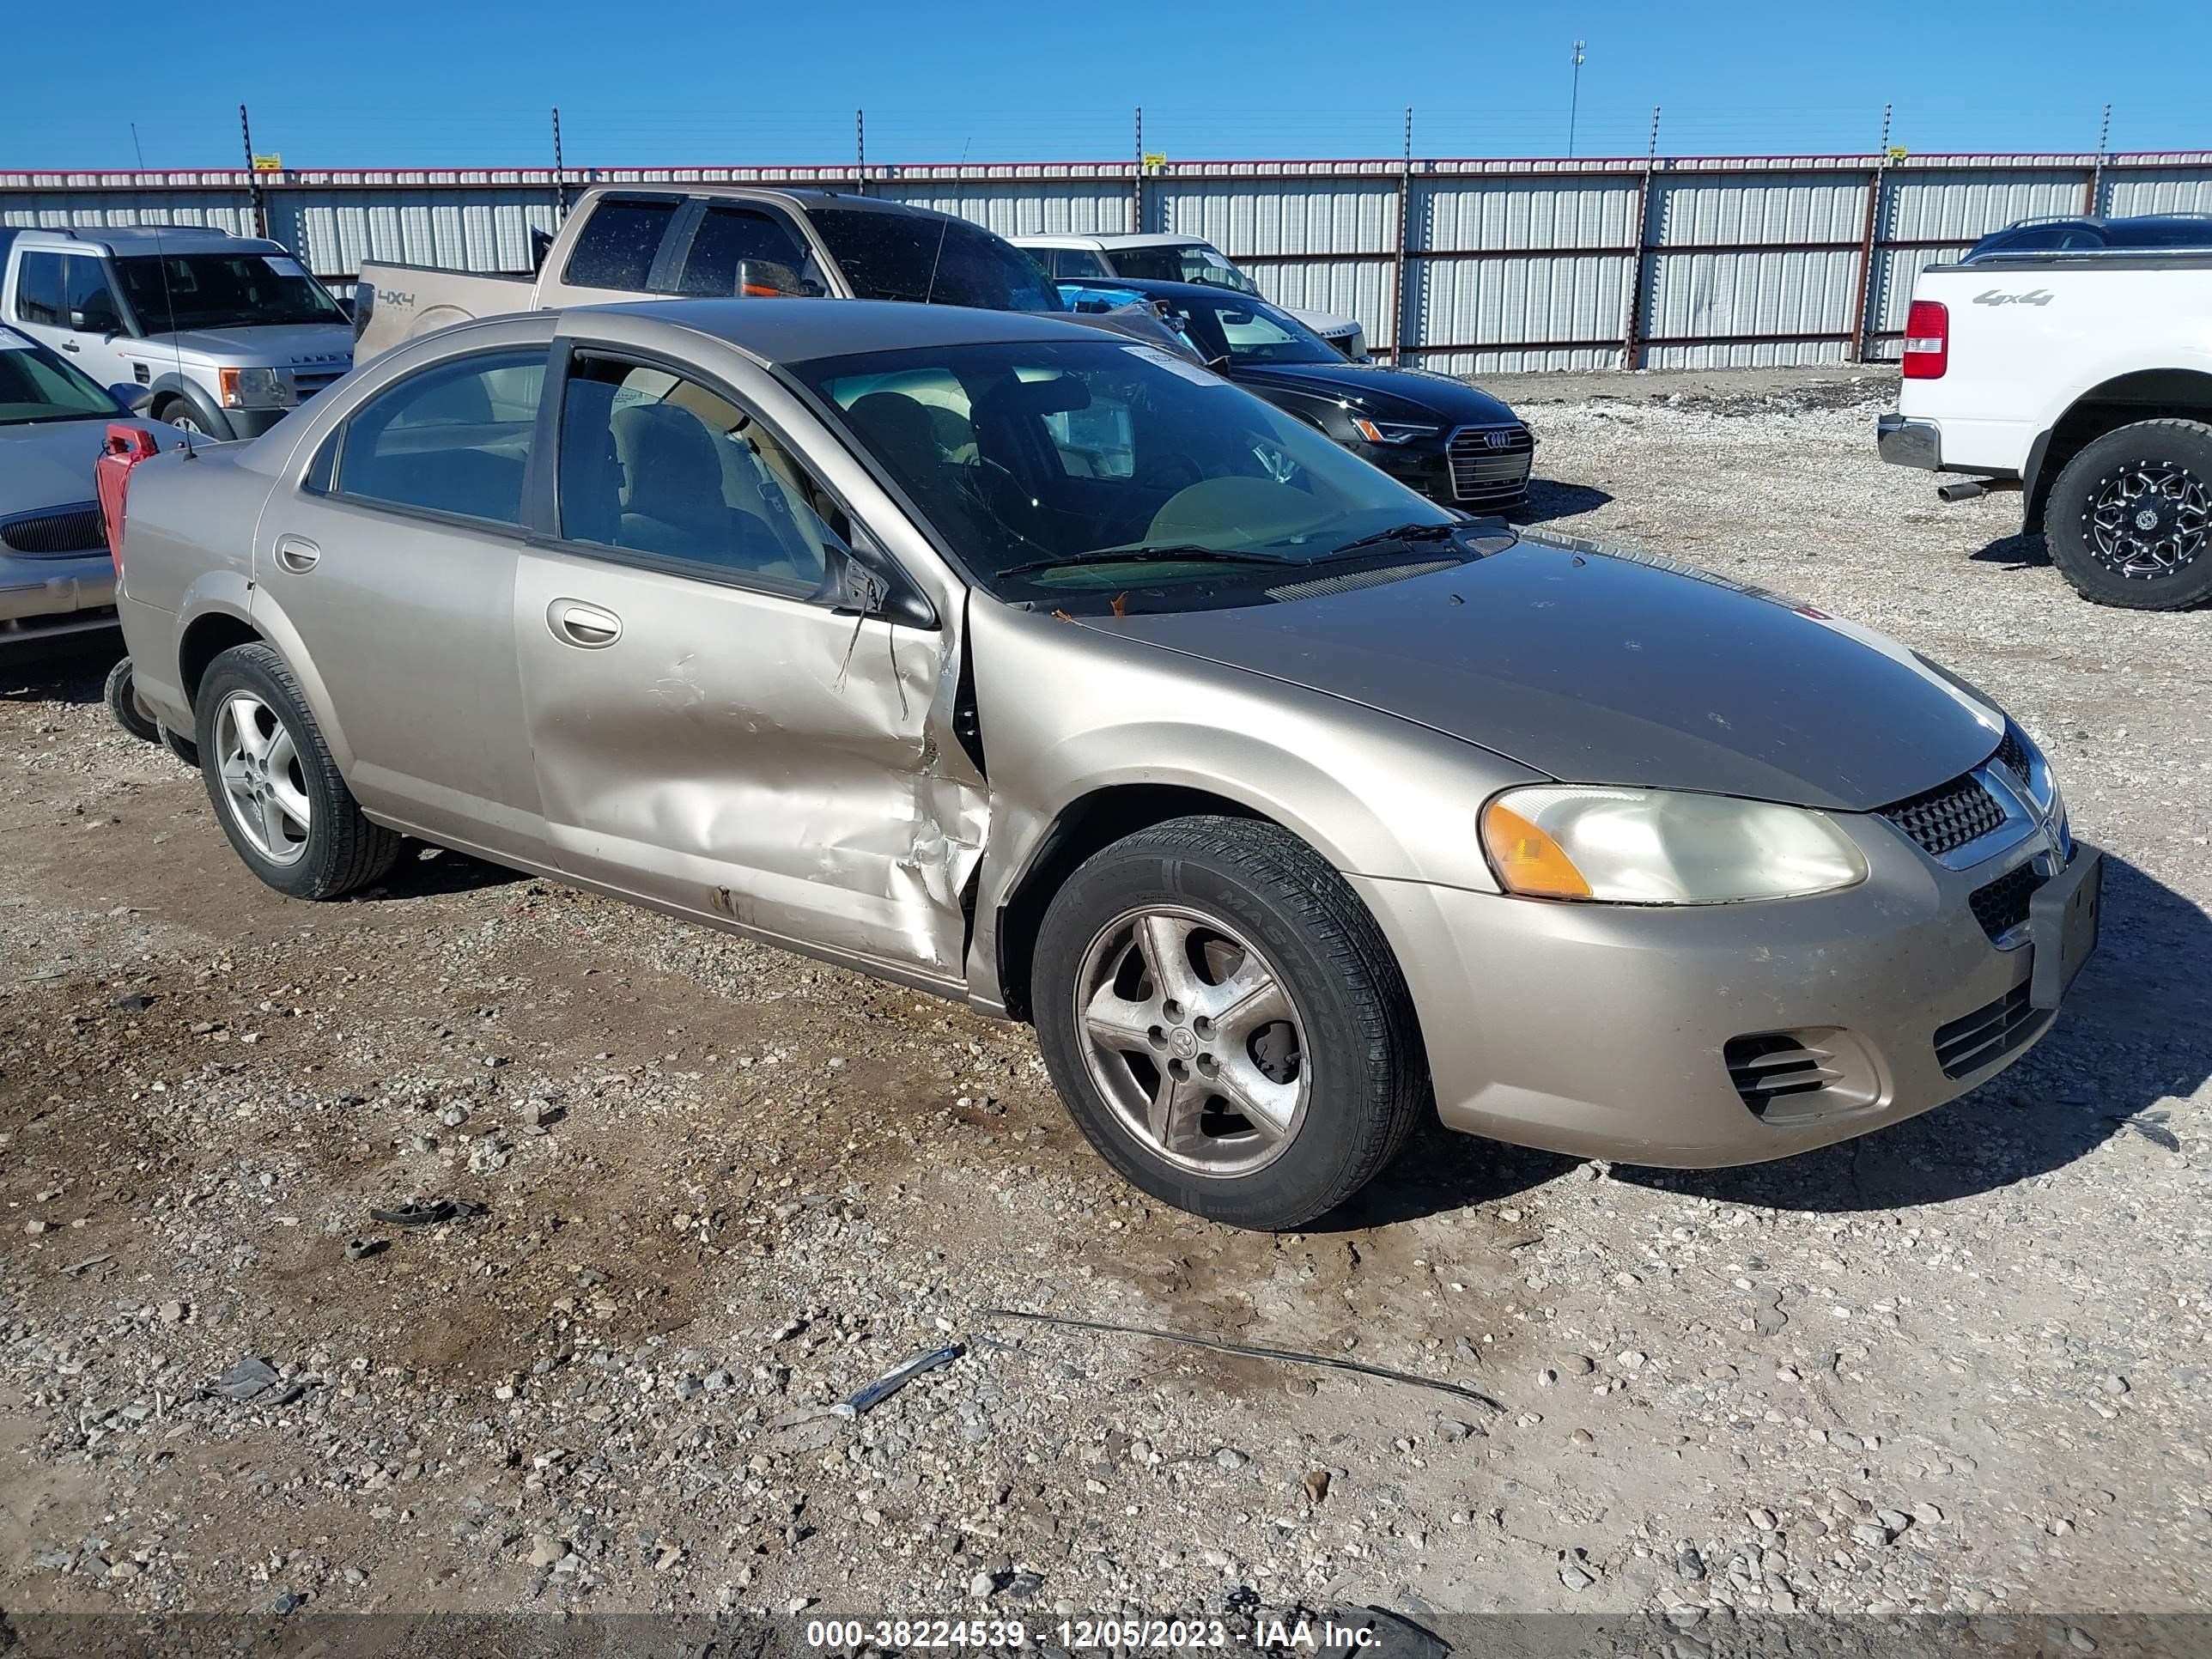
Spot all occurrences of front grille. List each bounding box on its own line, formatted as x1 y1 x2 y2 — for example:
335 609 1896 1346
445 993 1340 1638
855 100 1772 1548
1933 981 2051 1079
1446 424 1534 505
1879 774 2006 858
294 365 348 400
1996 727 2032 782
1970 862 2046 941
1723 1033 1839 1115
1 503 105 556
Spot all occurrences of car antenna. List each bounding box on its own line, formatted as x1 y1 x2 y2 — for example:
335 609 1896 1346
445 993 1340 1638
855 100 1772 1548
921 137 972 308
130 121 196 459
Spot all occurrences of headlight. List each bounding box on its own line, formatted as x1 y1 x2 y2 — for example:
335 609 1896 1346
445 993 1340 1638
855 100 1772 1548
218 366 295 410
1480 785 1869 904
1349 416 1437 444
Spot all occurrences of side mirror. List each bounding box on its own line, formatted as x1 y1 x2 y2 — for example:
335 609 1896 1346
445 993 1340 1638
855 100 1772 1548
738 259 808 299
830 535 936 629
108 383 152 412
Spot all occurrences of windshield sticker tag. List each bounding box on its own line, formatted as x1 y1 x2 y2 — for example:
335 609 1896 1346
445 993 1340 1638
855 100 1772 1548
1200 249 1234 268
1122 344 1225 386
263 255 307 277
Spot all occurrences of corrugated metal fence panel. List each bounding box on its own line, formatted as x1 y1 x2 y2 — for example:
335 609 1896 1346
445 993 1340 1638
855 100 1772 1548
1146 179 1398 343
1886 167 2087 242
2101 166 2212 216
1414 174 1639 252
0 190 258 236
1864 241 1970 358
274 191 559 276
868 181 1129 237
1407 252 1628 373
1652 172 1869 246
1641 247 1861 368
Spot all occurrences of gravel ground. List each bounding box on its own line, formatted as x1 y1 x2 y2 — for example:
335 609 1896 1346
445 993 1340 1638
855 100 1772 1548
0 370 2206 1648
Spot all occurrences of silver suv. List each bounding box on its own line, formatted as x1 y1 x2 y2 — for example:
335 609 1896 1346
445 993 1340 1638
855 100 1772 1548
1 226 354 441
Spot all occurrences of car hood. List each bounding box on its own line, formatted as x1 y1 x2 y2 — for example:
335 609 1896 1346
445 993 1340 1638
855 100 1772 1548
1233 362 1518 426
137 323 355 368
0 416 143 511
1086 537 2004 811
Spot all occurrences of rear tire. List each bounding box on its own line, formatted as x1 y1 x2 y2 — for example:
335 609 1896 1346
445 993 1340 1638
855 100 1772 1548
160 726 199 767
104 657 161 744
1030 815 1429 1230
2044 418 2212 610
192 642 399 899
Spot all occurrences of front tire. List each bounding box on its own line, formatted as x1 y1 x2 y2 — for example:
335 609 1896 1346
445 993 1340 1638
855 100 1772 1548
193 642 399 899
1031 815 1428 1230
2045 418 2212 610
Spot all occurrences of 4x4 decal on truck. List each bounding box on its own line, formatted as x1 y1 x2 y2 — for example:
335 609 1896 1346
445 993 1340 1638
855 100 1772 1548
1972 288 2054 307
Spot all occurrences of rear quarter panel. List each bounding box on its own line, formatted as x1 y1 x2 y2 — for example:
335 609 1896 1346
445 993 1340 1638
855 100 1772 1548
115 443 273 725
1899 264 2212 471
356 264 537 361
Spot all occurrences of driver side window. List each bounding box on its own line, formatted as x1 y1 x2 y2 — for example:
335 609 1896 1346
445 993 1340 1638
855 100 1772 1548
556 352 848 599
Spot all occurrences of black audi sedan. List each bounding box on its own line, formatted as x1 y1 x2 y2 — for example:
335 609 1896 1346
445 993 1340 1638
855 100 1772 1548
1059 276 1534 512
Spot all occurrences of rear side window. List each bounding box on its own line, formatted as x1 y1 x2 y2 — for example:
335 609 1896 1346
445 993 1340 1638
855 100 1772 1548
562 199 680 292
334 349 546 526
1051 248 1111 279
678 207 817 297
13 252 64 326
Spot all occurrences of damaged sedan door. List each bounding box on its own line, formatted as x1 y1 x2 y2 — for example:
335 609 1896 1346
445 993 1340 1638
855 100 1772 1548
512 337 986 985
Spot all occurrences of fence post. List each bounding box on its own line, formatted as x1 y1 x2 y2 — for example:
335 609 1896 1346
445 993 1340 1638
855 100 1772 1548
551 107 568 223
855 109 866 197
1389 107 1412 364
1846 106 1892 365
2084 103 2111 215
240 104 267 240
1131 107 1144 234
1620 107 1660 369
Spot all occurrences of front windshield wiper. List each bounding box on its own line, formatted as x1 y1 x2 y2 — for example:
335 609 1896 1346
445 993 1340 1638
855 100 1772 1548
1326 521 1471 556
998 544 1298 580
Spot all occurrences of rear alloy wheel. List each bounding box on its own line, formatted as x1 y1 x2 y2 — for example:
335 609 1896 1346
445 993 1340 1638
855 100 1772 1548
1032 815 1428 1230
193 642 399 899
2045 418 2212 610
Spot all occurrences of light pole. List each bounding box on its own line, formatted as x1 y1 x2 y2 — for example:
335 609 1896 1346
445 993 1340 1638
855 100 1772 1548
1568 40 1587 158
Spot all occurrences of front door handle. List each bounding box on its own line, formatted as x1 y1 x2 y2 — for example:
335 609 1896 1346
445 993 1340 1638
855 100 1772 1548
61 341 80 353
550 599 622 648
273 535 320 573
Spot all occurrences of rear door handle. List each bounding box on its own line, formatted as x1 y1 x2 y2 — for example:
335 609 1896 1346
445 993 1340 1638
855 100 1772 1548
550 599 622 648
273 535 320 573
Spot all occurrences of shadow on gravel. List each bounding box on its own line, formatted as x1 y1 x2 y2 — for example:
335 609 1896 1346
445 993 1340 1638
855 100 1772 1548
1969 528 2051 568
354 842 527 901
0 635 118 702
1310 1135 1575 1232
1510 479 1613 525
1626 852 2209 1213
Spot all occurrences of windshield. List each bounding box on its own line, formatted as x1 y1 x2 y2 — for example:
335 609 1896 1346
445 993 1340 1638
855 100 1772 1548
0 327 121 425
113 252 344 331
1151 290 1340 367
805 208 1064 313
795 338 1458 612
1108 242 1261 295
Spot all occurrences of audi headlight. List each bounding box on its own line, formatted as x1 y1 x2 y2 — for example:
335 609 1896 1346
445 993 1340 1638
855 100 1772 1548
1480 786 1869 904
218 366 295 410
1349 416 1437 444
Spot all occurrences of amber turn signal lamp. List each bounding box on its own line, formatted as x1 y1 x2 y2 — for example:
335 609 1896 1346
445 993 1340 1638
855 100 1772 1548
1482 800 1594 899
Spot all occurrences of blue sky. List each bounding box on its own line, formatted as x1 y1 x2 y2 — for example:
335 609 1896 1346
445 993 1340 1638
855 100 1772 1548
4 0 2205 173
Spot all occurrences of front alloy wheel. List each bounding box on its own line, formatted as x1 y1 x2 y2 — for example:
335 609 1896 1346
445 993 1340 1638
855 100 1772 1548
2046 418 2212 610
1075 905 1310 1177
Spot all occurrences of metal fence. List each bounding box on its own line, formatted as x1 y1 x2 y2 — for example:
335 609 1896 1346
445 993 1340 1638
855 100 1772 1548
6 149 2211 372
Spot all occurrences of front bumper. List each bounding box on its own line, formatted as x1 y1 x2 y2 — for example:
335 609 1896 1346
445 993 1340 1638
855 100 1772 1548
1355 433 1533 514
2 550 116 631
1351 826 2096 1167
1876 411 1942 470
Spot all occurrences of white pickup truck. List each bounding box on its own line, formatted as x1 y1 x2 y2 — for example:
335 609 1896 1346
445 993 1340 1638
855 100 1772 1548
1878 252 2212 610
